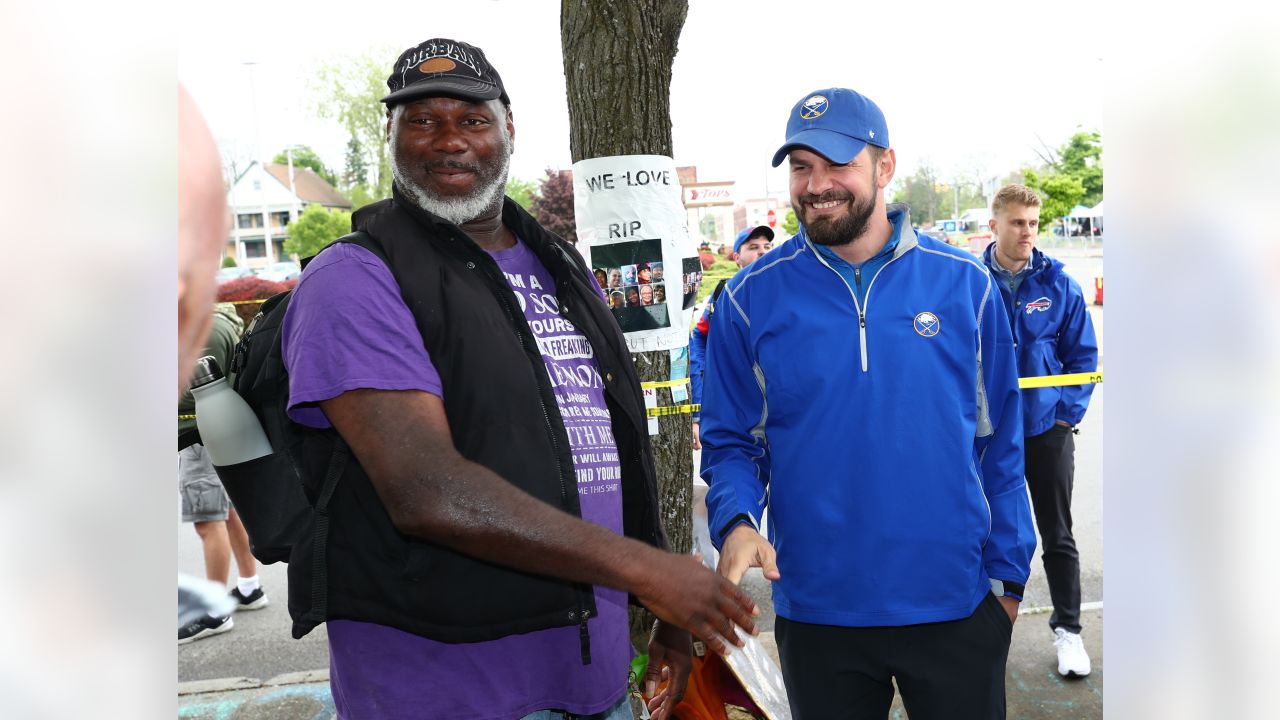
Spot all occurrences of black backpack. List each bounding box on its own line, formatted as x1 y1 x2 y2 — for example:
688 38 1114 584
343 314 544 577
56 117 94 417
214 232 379 586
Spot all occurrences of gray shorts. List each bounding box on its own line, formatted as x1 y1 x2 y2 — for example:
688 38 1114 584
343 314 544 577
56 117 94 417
179 444 230 523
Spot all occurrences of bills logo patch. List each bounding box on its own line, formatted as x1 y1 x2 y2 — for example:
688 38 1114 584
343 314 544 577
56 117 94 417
1025 297 1053 314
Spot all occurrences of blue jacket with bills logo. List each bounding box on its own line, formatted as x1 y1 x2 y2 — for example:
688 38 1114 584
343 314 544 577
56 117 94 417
700 206 1035 628
981 244 1099 438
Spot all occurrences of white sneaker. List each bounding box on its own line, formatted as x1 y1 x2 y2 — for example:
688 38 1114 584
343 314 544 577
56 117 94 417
1053 627 1091 677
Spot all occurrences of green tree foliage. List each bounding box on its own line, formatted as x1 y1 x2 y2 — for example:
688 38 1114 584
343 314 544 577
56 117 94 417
1056 131 1103 206
528 168 577 244
309 50 395 202
891 162 941 224
782 208 799 236
284 204 353 259
343 137 368 187
221 255 238 268
271 145 338 187
505 177 538 210
1023 170 1085 230
698 214 718 243
891 162 988 226
1023 130 1102 228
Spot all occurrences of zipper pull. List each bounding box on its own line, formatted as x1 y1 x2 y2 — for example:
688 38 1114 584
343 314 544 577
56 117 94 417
859 312 866 329
579 619 592 665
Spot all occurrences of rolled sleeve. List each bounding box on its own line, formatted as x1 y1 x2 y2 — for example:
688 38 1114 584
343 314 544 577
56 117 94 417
282 243 442 429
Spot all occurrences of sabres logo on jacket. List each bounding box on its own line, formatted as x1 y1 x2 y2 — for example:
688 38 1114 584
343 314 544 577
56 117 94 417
1025 297 1053 314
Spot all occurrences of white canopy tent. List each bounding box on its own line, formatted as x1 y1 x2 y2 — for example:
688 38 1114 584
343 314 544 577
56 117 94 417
1064 200 1104 238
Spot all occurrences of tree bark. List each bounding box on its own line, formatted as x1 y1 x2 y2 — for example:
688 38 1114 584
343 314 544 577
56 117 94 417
560 0 691 655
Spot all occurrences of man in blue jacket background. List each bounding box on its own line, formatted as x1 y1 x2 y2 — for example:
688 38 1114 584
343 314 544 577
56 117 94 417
982 184 1099 679
688 224 774 450
701 87 1036 719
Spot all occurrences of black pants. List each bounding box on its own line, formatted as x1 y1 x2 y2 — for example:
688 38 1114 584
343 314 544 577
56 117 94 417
775 594 1012 720
1025 424 1082 633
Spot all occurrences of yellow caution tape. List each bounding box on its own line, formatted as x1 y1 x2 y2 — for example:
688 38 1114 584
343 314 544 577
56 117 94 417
1018 372 1102 389
640 378 691 389
181 374 1098 422
647 404 701 417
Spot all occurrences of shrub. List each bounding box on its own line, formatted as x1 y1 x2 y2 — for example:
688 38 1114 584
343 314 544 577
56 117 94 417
222 255 238 268
217 277 299 328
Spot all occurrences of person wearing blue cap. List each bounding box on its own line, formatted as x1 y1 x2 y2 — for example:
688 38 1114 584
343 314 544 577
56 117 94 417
700 88 1035 719
688 224 774 450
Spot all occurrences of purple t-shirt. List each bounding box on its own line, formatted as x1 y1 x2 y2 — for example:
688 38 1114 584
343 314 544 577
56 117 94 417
281 240 630 720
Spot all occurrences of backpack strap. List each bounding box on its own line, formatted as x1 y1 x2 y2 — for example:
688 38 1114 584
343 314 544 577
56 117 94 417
299 435 349 627
296 230 378 630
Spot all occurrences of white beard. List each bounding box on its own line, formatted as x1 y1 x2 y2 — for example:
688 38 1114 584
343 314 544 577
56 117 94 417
391 123 512 226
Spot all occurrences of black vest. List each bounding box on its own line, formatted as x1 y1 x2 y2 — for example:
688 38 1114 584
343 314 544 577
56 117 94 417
287 188 667 645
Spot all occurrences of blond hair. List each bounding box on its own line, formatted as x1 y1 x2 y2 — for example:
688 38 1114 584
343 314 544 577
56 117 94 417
991 184 1041 215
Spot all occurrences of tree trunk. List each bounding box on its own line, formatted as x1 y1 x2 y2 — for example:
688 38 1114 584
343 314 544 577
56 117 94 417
560 0 691 655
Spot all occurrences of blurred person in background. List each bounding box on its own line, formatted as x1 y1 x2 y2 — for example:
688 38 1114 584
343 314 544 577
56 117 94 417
688 225 773 450
177 304 270 644
178 84 231 395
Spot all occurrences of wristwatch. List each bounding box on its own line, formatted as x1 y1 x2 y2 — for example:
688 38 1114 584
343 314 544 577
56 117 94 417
990 579 1025 600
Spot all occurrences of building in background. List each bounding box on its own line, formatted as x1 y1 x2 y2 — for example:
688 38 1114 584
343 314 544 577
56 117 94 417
225 162 351 268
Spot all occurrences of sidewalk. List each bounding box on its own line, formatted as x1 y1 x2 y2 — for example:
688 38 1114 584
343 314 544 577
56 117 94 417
177 608 1102 719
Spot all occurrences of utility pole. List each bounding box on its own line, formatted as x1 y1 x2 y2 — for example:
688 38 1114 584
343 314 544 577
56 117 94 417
245 61 275 265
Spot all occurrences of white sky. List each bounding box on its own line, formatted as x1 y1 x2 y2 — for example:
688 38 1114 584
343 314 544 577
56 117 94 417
180 0 1104 201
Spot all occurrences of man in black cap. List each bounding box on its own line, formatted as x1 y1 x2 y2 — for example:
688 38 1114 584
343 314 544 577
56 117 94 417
280 38 758 720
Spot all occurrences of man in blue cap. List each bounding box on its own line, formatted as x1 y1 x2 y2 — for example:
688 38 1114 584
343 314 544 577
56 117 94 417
700 88 1035 719
688 224 774 449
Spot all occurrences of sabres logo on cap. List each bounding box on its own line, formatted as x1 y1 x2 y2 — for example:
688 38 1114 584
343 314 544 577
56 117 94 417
913 311 940 337
800 95 828 120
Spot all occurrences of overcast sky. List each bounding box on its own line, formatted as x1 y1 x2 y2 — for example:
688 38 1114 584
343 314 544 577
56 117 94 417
180 0 1104 200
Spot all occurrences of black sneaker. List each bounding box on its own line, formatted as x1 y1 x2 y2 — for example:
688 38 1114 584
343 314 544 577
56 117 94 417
178 614 233 645
230 586 269 611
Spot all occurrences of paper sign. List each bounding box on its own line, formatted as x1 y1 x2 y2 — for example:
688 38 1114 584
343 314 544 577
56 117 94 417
642 387 659 436
573 155 700 353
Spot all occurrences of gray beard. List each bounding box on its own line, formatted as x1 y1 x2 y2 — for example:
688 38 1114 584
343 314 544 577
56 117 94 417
391 130 512 226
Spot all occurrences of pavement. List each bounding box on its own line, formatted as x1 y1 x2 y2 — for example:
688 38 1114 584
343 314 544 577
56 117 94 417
178 604 1102 719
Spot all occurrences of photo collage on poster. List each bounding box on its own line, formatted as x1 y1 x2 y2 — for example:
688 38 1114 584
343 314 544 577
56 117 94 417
592 238 669 333
681 257 704 311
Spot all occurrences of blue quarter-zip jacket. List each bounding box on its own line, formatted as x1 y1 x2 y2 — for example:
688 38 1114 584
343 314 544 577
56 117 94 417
701 205 1035 627
981 243 1099 437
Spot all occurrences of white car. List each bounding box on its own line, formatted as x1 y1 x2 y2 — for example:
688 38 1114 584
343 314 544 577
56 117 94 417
255 261 302 282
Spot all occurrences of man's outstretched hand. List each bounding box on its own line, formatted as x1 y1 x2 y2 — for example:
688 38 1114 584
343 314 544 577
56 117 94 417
717 524 781 586
635 552 759 657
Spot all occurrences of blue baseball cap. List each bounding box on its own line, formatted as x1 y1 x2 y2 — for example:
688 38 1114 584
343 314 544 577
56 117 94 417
770 88 889 167
733 225 775 254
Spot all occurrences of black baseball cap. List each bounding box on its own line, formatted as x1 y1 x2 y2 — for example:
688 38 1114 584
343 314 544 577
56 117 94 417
381 38 509 107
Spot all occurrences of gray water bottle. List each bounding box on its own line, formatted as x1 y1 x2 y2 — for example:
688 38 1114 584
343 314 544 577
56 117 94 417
190 355 272 466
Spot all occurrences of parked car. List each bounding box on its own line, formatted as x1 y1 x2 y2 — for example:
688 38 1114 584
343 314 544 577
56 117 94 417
920 228 950 245
255 261 302 283
216 266 256 284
